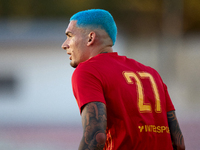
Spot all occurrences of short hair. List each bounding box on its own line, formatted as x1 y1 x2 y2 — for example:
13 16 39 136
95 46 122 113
70 9 117 45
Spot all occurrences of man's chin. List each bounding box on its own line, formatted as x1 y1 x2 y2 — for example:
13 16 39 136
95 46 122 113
70 62 78 68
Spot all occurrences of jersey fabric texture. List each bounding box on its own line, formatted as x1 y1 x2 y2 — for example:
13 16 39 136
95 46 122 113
72 52 175 150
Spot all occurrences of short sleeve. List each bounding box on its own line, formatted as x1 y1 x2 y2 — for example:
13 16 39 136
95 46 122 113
163 83 175 112
72 65 106 114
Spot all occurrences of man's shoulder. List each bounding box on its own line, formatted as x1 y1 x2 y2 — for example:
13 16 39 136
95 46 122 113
72 61 99 78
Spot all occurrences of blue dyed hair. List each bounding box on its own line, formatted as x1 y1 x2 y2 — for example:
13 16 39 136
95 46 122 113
70 9 117 45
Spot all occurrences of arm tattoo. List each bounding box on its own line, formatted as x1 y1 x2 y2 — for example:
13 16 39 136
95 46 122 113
79 102 107 150
167 111 185 150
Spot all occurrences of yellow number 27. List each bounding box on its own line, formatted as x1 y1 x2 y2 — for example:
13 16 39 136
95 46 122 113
123 71 162 113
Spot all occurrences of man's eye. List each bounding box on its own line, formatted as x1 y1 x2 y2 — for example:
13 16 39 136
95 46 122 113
68 33 72 37
66 32 72 38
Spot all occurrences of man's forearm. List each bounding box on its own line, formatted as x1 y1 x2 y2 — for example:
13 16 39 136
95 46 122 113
79 102 107 150
78 132 106 150
167 111 185 150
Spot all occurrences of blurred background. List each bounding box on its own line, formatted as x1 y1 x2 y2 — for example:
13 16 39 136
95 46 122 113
0 0 200 149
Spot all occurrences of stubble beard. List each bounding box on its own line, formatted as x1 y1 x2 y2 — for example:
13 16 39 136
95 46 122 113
70 61 78 68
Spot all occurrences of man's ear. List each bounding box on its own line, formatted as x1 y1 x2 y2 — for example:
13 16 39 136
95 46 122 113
87 32 96 46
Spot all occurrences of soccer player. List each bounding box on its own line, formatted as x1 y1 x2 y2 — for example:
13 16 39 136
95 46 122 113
61 9 185 150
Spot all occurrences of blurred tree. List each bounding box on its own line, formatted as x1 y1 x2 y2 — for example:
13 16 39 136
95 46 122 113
0 0 199 34
184 0 200 34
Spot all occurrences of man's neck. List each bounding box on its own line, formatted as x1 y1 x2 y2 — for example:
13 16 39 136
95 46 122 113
99 46 113 54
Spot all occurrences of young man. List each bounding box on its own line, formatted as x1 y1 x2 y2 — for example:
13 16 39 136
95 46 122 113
61 9 185 150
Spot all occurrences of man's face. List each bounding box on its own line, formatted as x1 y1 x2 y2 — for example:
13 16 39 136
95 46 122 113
62 21 89 68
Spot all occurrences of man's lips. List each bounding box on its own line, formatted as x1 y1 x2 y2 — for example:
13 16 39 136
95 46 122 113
69 55 72 60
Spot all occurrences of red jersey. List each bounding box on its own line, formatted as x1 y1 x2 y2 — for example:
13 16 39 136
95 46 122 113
72 52 175 150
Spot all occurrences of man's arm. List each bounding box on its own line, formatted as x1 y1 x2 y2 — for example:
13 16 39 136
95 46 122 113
167 110 185 150
78 102 107 150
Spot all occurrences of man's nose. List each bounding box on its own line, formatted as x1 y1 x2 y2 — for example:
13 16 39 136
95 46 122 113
61 40 69 50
